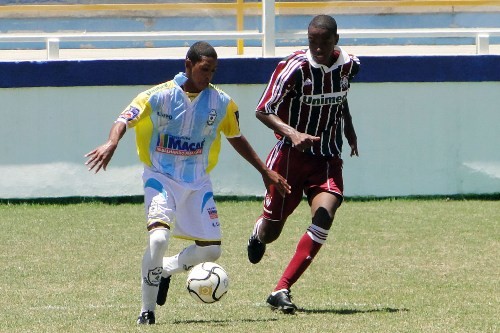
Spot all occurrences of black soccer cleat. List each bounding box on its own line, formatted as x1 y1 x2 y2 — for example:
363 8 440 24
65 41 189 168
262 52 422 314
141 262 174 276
266 289 298 314
247 235 266 264
136 311 155 325
156 275 171 306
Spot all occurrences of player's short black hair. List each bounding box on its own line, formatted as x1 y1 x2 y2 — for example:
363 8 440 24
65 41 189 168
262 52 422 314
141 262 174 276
186 41 218 64
309 15 338 35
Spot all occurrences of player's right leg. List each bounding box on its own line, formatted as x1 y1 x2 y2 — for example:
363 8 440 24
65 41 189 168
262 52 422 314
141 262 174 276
247 215 286 264
137 172 173 324
247 141 303 264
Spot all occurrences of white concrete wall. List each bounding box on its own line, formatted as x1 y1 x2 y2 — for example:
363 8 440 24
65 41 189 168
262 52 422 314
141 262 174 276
1 81 499 199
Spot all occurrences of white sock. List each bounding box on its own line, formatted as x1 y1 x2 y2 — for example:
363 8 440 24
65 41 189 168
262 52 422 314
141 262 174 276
306 224 329 244
141 228 170 312
271 288 288 295
163 244 221 276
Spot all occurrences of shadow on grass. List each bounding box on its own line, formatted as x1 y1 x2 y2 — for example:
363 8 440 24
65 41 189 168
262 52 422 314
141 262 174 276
170 308 408 325
172 318 279 325
298 307 410 315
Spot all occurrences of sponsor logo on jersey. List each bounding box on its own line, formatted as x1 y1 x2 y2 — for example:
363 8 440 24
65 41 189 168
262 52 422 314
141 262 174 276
157 111 173 120
207 207 218 219
145 82 169 96
119 106 140 121
156 134 205 155
301 91 347 106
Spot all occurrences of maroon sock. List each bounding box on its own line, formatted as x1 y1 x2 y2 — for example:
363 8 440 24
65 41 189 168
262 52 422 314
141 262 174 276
275 231 322 291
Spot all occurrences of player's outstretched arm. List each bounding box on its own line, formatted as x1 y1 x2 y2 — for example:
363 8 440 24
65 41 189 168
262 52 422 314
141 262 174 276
226 135 291 197
84 121 127 173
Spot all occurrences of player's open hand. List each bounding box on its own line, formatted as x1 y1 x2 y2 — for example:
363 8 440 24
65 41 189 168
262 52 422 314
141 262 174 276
84 141 117 173
349 141 359 157
290 132 320 152
263 169 291 197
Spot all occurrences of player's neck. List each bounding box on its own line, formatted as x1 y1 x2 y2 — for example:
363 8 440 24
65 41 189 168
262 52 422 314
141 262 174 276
327 50 340 67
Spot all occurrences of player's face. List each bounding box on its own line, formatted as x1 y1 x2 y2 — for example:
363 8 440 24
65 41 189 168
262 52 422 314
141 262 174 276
185 56 217 93
308 26 339 66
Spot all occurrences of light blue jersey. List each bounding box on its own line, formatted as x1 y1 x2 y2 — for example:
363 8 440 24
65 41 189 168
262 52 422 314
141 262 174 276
117 72 241 183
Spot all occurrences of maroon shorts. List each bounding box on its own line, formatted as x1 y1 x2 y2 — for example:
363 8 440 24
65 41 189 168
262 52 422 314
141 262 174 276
262 141 344 222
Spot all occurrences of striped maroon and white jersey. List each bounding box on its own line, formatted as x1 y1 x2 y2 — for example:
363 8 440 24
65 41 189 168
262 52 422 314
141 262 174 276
257 46 360 157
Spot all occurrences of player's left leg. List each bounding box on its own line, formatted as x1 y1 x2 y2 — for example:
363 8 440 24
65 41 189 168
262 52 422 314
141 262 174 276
157 241 221 306
268 191 341 314
268 156 344 314
163 241 222 275
276 191 341 290
158 178 223 305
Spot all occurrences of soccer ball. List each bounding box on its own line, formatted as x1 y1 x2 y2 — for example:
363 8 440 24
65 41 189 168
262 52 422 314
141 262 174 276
186 262 229 303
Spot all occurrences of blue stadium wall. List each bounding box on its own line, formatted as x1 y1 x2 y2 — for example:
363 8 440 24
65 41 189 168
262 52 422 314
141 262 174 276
1 55 499 199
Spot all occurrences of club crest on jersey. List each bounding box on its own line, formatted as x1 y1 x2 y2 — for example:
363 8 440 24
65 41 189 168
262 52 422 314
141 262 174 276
301 91 347 106
265 194 272 207
340 76 349 90
207 109 217 126
263 193 273 214
119 106 140 121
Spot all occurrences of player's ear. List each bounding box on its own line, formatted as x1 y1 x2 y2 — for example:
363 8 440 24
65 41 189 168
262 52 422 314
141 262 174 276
185 58 193 72
334 33 339 45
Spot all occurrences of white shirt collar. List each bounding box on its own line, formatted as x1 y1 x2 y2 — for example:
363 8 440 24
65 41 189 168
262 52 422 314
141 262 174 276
306 46 350 72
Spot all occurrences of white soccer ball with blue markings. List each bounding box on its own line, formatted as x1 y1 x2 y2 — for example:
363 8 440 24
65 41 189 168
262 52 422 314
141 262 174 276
186 262 229 303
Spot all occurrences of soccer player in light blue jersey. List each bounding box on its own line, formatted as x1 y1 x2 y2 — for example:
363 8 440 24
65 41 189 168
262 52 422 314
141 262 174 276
85 41 290 325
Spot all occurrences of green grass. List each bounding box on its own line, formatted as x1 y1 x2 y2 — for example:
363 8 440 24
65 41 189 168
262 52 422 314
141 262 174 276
0 199 498 333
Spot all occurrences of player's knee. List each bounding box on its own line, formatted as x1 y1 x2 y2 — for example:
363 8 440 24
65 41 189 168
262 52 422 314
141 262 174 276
147 193 172 229
258 218 284 243
149 228 169 252
312 207 334 230
197 245 222 262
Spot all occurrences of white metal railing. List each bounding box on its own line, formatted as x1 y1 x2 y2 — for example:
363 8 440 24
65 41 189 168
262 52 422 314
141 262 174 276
0 0 499 60
279 28 500 56
1 28 499 60
0 31 265 60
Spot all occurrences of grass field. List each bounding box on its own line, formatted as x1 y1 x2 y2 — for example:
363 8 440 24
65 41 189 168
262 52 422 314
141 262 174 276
0 199 498 333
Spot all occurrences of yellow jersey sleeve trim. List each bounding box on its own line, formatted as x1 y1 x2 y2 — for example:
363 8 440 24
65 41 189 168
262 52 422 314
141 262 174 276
205 99 240 174
129 91 154 167
218 99 241 138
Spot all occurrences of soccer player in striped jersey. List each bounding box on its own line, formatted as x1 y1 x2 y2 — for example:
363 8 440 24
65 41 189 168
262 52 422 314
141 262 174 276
85 41 290 324
247 15 360 314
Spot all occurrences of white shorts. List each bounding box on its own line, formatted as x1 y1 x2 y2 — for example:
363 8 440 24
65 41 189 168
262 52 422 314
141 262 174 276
142 167 221 242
